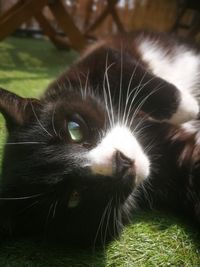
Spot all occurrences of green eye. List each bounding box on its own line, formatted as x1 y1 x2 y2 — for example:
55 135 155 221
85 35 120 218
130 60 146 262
68 121 83 142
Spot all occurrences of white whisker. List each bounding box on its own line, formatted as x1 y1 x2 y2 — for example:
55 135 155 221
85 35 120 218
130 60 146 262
129 82 165 128
51 105 58 136
103 56 115 128
4 142 44 145
76 72 84 99
118 44 123 122
103 198 113 247
93 198 113 250
52 200 58 218
124 75 157 126
84 70 90 99
30 101 53 137
0 192 44 201
122 61 139 125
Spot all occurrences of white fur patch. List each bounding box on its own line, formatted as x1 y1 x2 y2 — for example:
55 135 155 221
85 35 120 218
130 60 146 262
182 120 200 145
87 125 150 185
182 121 199 135
169 91 199 124
138 38 200 123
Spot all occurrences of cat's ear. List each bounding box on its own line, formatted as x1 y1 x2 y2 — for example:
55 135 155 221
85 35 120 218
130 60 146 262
0 87 42 131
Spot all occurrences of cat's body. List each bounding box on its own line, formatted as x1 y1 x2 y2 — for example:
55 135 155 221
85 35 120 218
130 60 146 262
0 31 200 246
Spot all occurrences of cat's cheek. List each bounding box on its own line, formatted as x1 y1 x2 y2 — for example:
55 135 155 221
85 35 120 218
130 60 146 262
86 146 114 176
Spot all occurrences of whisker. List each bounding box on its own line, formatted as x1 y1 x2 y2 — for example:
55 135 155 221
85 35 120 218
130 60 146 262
103 56 115 128
122 61 139 125
93 198 113 251
130 113 150 136
57 78 73 95
103 83 112 129
113 196 120 238
19 200 40 214
45 201 55 228
116 194 123 234
76 72 84 99
113 206 117 239
52 200 58 218
129 82 165 128
0 192 44 201
124 75 157 126
103 198 113 247
4 142 45 145
51 105 58 136
30 101 53 137
139 180 154 210
118 44 123 123
84 70 90 99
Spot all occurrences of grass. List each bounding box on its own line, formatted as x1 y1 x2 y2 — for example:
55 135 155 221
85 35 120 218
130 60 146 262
0 36 200 266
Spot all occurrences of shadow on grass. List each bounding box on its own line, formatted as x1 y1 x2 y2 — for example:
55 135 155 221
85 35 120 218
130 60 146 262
0 238 106 267
0 211 199 267
0 37 78 73
0 37 79 99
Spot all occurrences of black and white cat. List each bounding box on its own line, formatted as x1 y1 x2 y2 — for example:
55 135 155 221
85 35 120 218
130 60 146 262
0 31 200 246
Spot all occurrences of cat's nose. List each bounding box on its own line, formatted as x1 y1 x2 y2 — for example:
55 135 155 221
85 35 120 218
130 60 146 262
114 150 135 177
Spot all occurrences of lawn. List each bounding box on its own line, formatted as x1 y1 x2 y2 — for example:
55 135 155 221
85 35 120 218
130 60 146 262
0 36 199 267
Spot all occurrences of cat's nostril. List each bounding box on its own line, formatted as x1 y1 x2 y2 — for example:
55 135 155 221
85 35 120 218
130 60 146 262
114 150 134 176
116 151 132 166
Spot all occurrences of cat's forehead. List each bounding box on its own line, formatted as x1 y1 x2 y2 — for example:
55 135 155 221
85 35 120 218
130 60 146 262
44 92 106 127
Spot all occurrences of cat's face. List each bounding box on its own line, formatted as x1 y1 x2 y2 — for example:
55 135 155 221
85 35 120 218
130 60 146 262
0 87 149 246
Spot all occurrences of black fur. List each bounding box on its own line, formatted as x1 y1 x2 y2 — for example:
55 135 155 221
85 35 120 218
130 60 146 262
0 32 199 247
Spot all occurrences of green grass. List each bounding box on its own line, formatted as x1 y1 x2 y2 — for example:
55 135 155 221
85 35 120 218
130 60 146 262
0 36 200 266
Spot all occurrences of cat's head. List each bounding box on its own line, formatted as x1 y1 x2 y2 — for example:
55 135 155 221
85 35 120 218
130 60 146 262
0 87 150 246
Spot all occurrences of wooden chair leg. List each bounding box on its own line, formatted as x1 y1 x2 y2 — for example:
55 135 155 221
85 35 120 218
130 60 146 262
84 0 124 35
0 0 25 23
48 0 87 51
0 0 48 41
35 10 70 50
107 0 124 32
84 3 113 34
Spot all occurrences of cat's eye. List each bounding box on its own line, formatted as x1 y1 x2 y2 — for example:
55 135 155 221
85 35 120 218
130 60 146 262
68 191 80 208
68 121 83 142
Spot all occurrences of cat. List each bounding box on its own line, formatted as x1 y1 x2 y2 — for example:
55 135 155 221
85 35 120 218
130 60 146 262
0 31 200 247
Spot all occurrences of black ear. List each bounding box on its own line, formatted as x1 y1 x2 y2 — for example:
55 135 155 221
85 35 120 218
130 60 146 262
0 87 42 131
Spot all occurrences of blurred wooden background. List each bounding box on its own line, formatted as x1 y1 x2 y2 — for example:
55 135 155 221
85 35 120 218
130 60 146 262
0 0 199 50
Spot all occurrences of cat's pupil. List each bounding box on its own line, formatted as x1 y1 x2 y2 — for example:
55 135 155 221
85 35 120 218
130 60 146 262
68 121 83 142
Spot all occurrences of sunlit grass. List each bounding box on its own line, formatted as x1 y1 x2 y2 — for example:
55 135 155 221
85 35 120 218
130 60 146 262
0 36 199 266
106 212 200 266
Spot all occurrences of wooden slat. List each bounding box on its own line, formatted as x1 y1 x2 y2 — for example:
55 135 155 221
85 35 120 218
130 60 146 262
84 0 120 34
35 10 70 49
81 0 94 29
0 0 48 41
49 0 87 51
107 0 124 32
0 0 24 23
